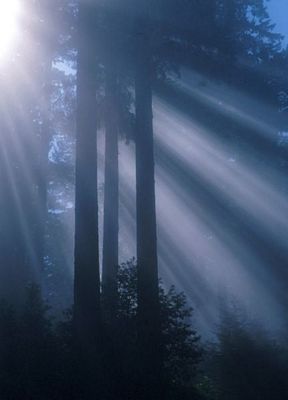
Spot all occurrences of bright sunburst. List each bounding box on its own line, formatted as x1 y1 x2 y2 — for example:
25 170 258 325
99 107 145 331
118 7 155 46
0 0 21 57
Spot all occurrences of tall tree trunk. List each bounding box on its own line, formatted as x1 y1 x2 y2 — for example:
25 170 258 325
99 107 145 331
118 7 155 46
74 2 101 344
135 18 162 393
102 66 119 321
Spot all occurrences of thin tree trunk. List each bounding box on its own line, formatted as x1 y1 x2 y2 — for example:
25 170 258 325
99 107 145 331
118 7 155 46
36 10 54 275
102 66 119 321
135 18 162 393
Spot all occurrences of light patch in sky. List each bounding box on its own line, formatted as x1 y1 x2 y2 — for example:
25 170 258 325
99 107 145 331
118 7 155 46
267 0 288 46
0 0 21 58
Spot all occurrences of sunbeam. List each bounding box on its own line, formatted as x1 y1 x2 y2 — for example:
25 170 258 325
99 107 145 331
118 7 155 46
0 1 287 397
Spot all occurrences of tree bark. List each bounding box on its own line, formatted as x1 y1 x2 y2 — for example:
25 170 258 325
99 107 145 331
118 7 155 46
135 17 162 393
74 2 101 343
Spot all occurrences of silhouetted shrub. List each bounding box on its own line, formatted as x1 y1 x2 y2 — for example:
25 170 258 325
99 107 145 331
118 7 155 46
0 264 202 399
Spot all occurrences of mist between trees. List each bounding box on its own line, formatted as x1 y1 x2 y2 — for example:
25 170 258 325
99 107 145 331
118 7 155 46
0 1 288 399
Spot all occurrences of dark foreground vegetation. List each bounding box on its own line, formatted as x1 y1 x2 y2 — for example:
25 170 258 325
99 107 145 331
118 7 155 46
1 262 288 400
0 261 200 399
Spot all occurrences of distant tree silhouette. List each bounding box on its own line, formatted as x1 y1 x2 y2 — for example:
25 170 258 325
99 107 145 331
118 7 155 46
203 302 288 400
0 285 61 399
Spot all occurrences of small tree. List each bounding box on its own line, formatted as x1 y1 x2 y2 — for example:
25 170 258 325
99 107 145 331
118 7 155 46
115 259 202 396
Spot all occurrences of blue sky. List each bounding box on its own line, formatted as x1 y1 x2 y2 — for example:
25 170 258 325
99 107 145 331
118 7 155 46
267 0 288 46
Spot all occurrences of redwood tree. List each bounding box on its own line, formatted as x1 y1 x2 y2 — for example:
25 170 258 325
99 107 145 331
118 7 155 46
74 1 101 343
134 8 162 393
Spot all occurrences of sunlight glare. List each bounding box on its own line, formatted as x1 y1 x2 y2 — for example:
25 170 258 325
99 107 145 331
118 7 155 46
0 0 21 57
